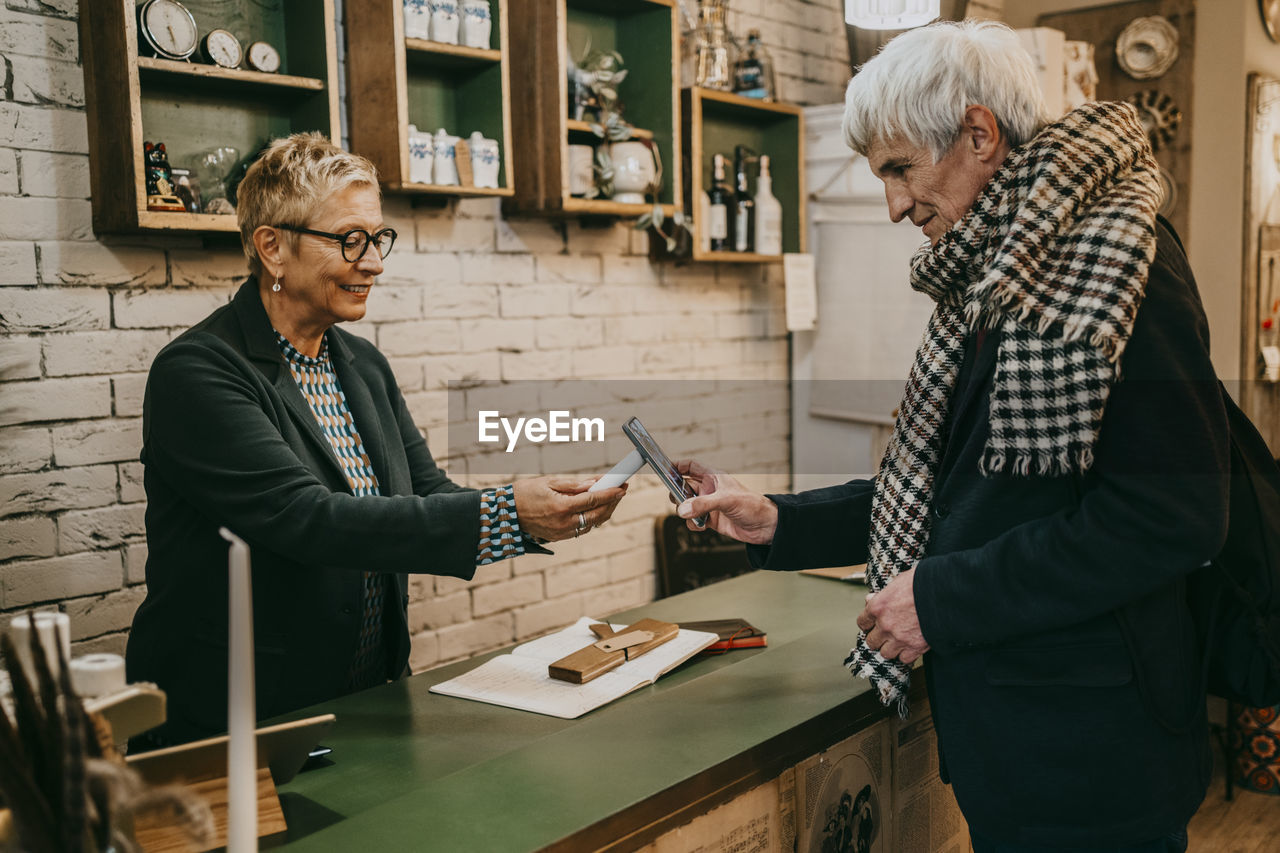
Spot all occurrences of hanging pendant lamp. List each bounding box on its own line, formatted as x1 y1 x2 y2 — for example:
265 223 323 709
845 0 941 30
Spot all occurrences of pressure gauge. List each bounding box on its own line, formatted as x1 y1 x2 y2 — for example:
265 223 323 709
201 28 243 69
137 0 199 61
246 40 282 74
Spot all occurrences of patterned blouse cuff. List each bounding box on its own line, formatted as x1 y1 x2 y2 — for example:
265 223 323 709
477 484 527 565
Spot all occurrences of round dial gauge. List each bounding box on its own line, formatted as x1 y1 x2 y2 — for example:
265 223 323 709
1264 0 1280 43
246 40 281 74
138 0 199 60
202 29 242 69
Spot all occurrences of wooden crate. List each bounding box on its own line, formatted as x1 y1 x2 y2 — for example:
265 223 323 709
505 0 681 219
344 0 514 198
680 88 806 264
79 0 341 235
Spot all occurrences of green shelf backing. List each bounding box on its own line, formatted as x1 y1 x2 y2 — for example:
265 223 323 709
181 0 292 76
406 64 508 188
700 110 802 253
565 6 675 206
140 89 300 174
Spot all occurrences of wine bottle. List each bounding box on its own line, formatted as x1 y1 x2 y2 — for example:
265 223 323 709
733 148 754 253
754 154 783 255
699 187 712 253
708 153 731 252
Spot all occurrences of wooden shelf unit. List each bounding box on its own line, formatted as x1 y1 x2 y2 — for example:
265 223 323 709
505 0 681 219
679 87 806 263
403 38 502 68
345 0 514 199
79 0 341 235
136 57 325 93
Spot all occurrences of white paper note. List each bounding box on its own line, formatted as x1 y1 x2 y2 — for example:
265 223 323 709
429 617 717 719
784 253 817 331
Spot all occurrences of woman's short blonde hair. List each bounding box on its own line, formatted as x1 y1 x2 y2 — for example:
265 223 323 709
843 20 1050 162
236 132 380 277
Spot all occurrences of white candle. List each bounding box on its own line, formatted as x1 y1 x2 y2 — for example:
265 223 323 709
9 611 71 685
221 527 257 852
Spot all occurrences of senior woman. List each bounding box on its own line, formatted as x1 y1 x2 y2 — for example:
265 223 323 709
674 21 1227 853
127 133 625 749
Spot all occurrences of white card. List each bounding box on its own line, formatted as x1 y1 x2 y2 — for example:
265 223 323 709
784 252 817 332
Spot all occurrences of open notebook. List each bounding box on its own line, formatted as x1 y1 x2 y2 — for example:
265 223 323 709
429 617 717 719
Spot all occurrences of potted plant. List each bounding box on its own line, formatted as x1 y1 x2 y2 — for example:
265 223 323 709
569 44 633 142
631 139 693 259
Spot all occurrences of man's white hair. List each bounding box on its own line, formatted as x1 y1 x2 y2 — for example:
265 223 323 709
842 20 1051 162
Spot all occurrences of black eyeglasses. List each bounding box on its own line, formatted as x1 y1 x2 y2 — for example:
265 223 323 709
275 224 397 262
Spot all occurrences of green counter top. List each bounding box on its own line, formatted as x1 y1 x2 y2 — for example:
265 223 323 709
271 570 887 851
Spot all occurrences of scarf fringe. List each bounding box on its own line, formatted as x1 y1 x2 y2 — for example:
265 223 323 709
844 650 912 719
980 446 1094 478
965 278 1129 367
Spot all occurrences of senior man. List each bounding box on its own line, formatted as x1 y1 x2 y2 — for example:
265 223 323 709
676 21 1227 853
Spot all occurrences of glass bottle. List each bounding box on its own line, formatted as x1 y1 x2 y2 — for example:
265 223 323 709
694 0 733 91
754 154 783 255
707 153 731 252
733 147 754 253
733 29 776 101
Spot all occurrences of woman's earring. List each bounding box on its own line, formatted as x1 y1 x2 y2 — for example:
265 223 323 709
272 276 281 293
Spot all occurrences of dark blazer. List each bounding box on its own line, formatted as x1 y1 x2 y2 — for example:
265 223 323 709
127 279 481 745
750 218 1228 845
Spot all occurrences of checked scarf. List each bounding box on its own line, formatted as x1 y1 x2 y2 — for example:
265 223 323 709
843 102 1164 714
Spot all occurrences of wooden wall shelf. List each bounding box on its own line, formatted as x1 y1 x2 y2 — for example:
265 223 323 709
136 57 326 93
676 87 806 263
571 0 675 12
346 0 513 198
562 197 676 217
404 39 503 68
390 183 514 198
137 211 239 233
79 0 342 236
505 0 681 219
566 119 654 141
696 250 783 264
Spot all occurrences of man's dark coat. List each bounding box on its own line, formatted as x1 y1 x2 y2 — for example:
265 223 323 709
750 219 1228 845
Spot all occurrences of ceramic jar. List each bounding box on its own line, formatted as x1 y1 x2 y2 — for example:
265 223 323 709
433 128 460 185
429 0 460 44
403 0 430 39
468 131 500 189
568 144 594 197
460 0 491 49
608 141 656 204
408 124 434 184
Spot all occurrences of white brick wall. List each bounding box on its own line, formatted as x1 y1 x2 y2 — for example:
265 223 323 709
0 0 850 671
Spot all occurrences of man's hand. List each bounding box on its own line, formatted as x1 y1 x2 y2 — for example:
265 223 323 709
856 567 930 663
673 459 778 545
513 476 626 542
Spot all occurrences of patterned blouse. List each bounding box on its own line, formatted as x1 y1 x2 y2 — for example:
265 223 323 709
276 332 527 688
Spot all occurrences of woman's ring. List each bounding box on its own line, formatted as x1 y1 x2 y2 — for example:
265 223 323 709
575 512 589 535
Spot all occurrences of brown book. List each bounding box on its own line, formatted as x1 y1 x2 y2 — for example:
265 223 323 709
678 618 767 653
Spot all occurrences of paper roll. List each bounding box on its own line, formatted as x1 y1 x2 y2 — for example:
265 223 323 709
70 653 126 698
9 611 71 683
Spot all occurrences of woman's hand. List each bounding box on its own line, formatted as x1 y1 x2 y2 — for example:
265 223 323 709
513 476 627 542
673 460 778 545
